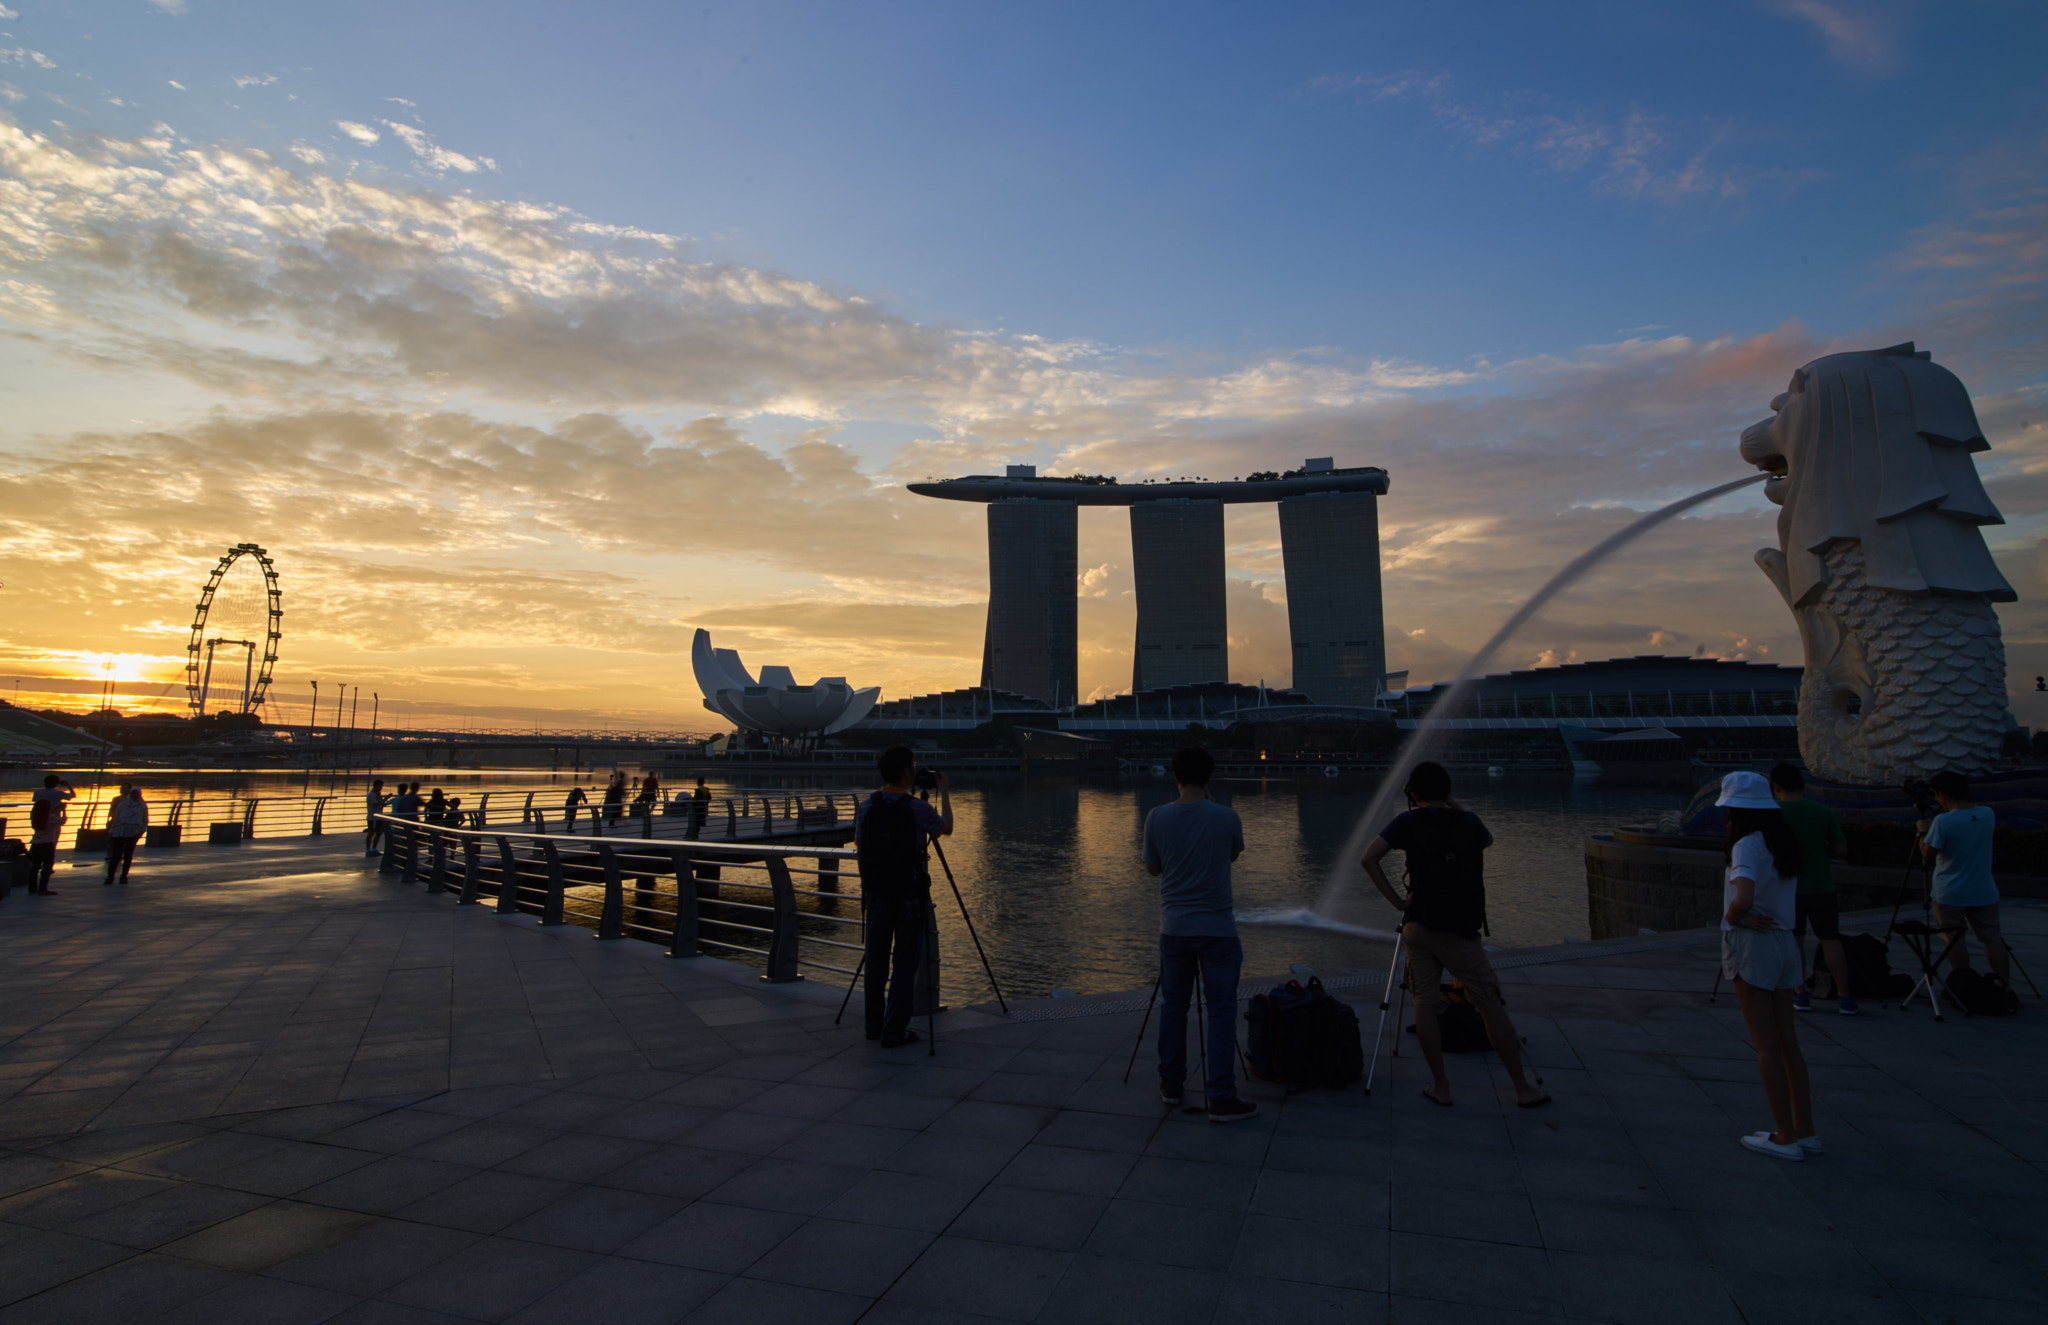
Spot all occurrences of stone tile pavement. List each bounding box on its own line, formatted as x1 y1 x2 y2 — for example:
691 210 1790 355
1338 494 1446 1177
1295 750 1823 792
0 840 2043 1323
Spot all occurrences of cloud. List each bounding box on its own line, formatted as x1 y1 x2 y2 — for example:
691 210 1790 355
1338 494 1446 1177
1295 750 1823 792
0 47 53 69
1315 71 1818 204
0 6 19 19
383 120 494 174
232 74 279 90
0 112 2038 718
1764 0 1901 74
166 79 185 91
147 0 187 13
335 119 379 144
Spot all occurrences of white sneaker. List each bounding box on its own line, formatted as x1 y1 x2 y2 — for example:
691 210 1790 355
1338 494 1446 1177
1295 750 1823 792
1746 1130 1823 1155
1740 1133 1805 1161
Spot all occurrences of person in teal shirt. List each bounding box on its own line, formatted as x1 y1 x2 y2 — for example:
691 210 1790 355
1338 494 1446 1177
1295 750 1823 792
1769 765 1854 1014
1919 770 2009 989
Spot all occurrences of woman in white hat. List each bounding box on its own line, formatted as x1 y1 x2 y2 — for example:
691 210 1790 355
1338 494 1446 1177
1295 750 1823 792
1717 769 1817 1161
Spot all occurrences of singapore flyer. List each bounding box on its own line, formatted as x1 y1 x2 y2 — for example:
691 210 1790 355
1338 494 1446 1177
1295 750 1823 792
185 543 283 719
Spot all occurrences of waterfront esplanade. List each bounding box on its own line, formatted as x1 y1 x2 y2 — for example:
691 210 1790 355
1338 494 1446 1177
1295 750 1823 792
908 460 1389 708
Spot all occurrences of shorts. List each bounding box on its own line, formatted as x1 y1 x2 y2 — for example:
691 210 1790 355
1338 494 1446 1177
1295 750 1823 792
1931 901 2003 947
1721 927 1804 990
1402 922 1503 1010
1793 893 1840 940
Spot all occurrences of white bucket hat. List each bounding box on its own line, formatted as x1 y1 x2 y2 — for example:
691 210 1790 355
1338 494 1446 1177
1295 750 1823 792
1716 770 1778 810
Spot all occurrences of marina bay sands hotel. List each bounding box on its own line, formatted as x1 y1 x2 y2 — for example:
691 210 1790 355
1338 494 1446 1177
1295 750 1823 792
908 459 1388 709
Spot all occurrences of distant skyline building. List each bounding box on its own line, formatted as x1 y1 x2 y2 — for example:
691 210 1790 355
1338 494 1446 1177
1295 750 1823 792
1279 488 1386 708
912 460 1389 707
980 499 1078 708
1129 499 1226 691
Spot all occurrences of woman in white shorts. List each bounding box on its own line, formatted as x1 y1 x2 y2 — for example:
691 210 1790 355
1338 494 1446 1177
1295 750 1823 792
1718 770 1816 1161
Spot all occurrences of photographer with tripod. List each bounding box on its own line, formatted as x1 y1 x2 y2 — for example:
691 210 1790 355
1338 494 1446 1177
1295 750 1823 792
1918 771 2012 992
855 747 952 1049
1360 761 1548 1109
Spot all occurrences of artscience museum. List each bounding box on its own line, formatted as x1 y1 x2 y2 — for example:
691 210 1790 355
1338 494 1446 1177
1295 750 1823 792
691 629 880 740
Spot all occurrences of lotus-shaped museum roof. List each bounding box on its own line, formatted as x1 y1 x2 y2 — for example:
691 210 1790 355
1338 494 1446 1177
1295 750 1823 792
691 629 880 736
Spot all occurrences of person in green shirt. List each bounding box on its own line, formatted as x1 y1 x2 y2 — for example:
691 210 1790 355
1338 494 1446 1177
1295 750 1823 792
1769 764 1854 1014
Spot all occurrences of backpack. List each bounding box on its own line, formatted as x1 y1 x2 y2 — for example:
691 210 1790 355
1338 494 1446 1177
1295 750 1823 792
1830 933 1914 1000
857 793 928 901
1944 967 2019 1018
1244 977 1364 1089
1401 808 1488 936
29 798 51 832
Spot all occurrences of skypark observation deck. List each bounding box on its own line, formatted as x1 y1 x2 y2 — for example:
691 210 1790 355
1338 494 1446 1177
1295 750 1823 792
911 461 1391 710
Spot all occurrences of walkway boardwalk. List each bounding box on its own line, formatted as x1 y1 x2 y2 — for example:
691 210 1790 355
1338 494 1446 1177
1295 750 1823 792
0 842 2042 1323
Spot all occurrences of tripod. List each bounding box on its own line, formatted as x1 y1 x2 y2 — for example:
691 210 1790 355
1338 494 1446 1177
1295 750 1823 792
1120 962 1212 1110
1363 930 1405 1095
1882 820 2040 1001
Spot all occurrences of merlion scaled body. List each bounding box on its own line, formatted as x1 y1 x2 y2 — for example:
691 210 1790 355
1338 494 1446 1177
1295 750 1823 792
1740 343 2015 785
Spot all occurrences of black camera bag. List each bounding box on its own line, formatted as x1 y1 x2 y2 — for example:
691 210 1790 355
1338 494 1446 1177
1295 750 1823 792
1832 933 1914 999
857 793 929 901
1244 977 1363 1089
1944 967 2018 1017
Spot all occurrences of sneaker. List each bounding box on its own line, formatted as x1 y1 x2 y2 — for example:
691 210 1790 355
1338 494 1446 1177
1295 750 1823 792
878 1029 921 1049
1207 1096 1259 1124
1749 1130 1822 1155
1837 998 1859 1016
1159 1081 1184 1106
1740 1132 1805 1161
1793 990 1812 1012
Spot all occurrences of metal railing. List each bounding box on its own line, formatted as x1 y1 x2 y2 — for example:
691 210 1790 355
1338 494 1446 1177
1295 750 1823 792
3 787 868 850
372 814 871 983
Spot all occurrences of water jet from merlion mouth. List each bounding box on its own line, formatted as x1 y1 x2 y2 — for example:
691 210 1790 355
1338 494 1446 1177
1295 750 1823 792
1242 472 1769 936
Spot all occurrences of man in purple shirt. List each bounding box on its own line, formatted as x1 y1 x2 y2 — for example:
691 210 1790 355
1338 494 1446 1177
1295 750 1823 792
855 747 952 1048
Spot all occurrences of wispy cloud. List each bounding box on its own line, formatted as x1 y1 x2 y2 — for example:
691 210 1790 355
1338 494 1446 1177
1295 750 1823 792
232 74 279 90
383 120 494 173
146 0 188 14
0 47 54 70
1763 0 1901 74
1314 71 1817 204
335 119 379 144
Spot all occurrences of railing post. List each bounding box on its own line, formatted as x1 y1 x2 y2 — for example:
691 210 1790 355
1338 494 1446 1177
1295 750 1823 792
665 847 699 957
311 796 328 835
521 792 535 826
475 793 491 826
761 854 802 982
593 845 625 940
428 833 449 895
242 799 259 839
640 807 653 839
401 823 420 882
727 799 736 839
817 854 840 894
539 839 566 925
379 816 400 874
458 837 482 905
495 836 521 913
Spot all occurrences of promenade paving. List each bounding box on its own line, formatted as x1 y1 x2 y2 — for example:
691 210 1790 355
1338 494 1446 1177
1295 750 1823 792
0 839 2042 1324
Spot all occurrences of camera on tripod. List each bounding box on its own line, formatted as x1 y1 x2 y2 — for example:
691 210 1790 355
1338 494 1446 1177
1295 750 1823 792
1903 778 1937 820
913 767 942 792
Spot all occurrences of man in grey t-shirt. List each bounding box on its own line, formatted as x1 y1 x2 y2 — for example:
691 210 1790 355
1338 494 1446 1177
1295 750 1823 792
1142 747 1256 1122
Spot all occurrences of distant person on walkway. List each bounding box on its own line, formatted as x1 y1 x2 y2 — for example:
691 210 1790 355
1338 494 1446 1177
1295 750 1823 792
631 776 656 819
564 785 589 834
1769 764 1854 1014
690 778 711 837
642 771 661 803
1716 771 1816 1162
603 772 626 825
104 785 148 886
364 779 389 856
27 774 73 895
1144 746 1258 1122
855 746 951 1049
1919 770 2010 989
388 783 422 822
1361 760 1548 1109
425 788 449 825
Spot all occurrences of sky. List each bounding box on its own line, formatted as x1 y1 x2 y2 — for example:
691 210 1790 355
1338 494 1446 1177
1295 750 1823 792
1 0 2045 732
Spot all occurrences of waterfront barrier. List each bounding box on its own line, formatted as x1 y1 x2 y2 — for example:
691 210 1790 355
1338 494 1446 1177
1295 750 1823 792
373 813 870 984
1 787 865 852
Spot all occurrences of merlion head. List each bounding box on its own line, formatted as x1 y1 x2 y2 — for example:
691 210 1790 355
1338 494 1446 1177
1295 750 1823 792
1738 341 2014 607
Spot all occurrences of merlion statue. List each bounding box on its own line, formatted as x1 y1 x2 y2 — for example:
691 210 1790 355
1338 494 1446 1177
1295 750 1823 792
1740 342 2015 785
